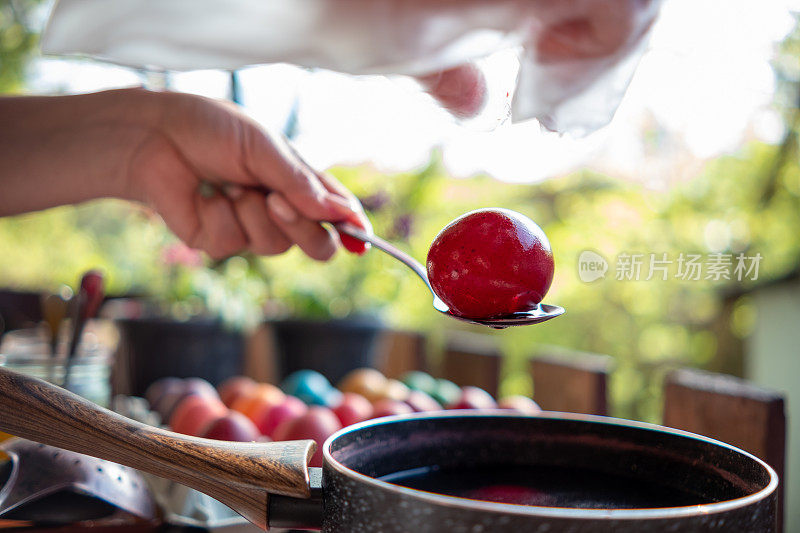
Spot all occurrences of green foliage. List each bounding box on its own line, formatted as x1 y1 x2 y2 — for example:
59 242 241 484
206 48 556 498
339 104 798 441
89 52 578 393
0 1 43 93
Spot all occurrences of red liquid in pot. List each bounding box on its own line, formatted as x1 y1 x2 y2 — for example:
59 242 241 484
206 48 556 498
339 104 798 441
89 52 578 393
379 465 716 509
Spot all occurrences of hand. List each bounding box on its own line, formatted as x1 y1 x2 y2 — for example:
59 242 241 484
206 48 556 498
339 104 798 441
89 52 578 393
124 90 370 260
415 0 653 119
416 64 488 119
0 88 371 261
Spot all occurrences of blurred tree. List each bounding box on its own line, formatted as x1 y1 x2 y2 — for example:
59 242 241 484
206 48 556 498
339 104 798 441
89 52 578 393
0 0 44 93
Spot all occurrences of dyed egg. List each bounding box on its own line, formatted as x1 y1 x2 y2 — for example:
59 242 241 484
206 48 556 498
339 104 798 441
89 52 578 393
255 396 308 438
144 377 183 409
400 371 438 395
332 392 373 427
379 379 411 402
498 395 542 414
232 384 286 423
405 390 443 412
371 399 414 419
448 386 497 410
431 379 462 406
169 394 227 436
281 370 333 406
272 407 342 467
217 376 258 407
338 368 387 402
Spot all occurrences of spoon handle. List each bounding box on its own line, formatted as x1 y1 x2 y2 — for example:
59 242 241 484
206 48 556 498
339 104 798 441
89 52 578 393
0 366 314 530
335 223 434 294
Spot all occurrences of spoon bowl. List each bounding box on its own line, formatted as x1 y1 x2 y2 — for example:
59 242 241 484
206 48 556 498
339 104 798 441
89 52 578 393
335 223 564 328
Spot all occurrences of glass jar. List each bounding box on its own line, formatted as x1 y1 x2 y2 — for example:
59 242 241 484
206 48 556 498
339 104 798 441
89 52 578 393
0 327 112 407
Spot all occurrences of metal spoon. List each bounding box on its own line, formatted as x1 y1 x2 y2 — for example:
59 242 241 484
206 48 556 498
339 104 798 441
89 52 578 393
335 223 564 329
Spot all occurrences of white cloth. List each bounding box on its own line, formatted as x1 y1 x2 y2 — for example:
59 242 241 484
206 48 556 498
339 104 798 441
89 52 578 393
42 0 661 134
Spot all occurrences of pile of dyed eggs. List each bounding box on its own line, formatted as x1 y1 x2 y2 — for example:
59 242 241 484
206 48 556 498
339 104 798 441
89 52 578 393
145 369 540 467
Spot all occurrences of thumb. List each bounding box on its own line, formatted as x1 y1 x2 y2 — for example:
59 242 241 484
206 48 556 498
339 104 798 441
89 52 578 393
417 64 488 119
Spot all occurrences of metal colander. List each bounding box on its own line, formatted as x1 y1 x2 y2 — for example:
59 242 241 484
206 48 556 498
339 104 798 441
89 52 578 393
0 437 157 524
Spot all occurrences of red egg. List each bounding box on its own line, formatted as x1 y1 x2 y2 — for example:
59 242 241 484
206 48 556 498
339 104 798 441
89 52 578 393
272 407 342 467
217 376 257 407
169 394 227 436
448 386 497 410
201 411 260 442
426 209 554 319
371 399 414 419
404 390 443 413
255 396 308 438
332 392 373 427
497 395 542 415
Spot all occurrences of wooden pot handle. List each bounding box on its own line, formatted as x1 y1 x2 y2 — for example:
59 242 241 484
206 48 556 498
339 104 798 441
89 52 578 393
0 366 314 530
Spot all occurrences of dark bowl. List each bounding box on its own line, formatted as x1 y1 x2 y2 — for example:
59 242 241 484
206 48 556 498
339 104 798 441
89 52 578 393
322 411 778 532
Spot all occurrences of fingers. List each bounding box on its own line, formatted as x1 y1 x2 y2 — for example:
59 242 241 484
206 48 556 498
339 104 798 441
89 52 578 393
230 188 292 256
266 192 338 261
534 1 644 64
315 172 372 255
416 64 487 119
155 91 370 260
129 133 249 261
184 186 335 261
160 92 349 224
242 122 372 239
229 181 365 260
272 141 373 256
192 192 248 260
224 185 339 261
240 120 350 222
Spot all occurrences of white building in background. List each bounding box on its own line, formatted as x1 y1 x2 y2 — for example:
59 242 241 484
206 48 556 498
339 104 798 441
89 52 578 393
747 273 800 533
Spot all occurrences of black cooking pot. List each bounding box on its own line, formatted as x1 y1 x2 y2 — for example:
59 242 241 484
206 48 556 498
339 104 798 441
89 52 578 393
269 412 777 532
0 368 778 533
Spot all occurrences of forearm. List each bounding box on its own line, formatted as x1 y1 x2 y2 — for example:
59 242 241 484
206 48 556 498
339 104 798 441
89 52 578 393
0 88 160 216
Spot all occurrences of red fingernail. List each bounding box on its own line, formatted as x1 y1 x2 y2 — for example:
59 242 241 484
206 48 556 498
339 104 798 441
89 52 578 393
341 234 369 255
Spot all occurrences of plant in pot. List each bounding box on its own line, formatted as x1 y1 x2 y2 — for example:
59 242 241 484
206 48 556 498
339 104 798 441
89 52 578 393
113 245 270 396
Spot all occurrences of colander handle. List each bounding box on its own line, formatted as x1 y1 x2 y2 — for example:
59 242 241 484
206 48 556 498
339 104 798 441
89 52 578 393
0 366 315 530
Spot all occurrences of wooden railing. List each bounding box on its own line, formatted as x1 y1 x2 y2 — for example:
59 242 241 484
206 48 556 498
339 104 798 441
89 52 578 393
376 329 787 531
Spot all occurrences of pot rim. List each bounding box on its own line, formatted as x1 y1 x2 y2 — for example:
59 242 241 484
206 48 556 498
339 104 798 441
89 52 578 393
322 410 778 520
